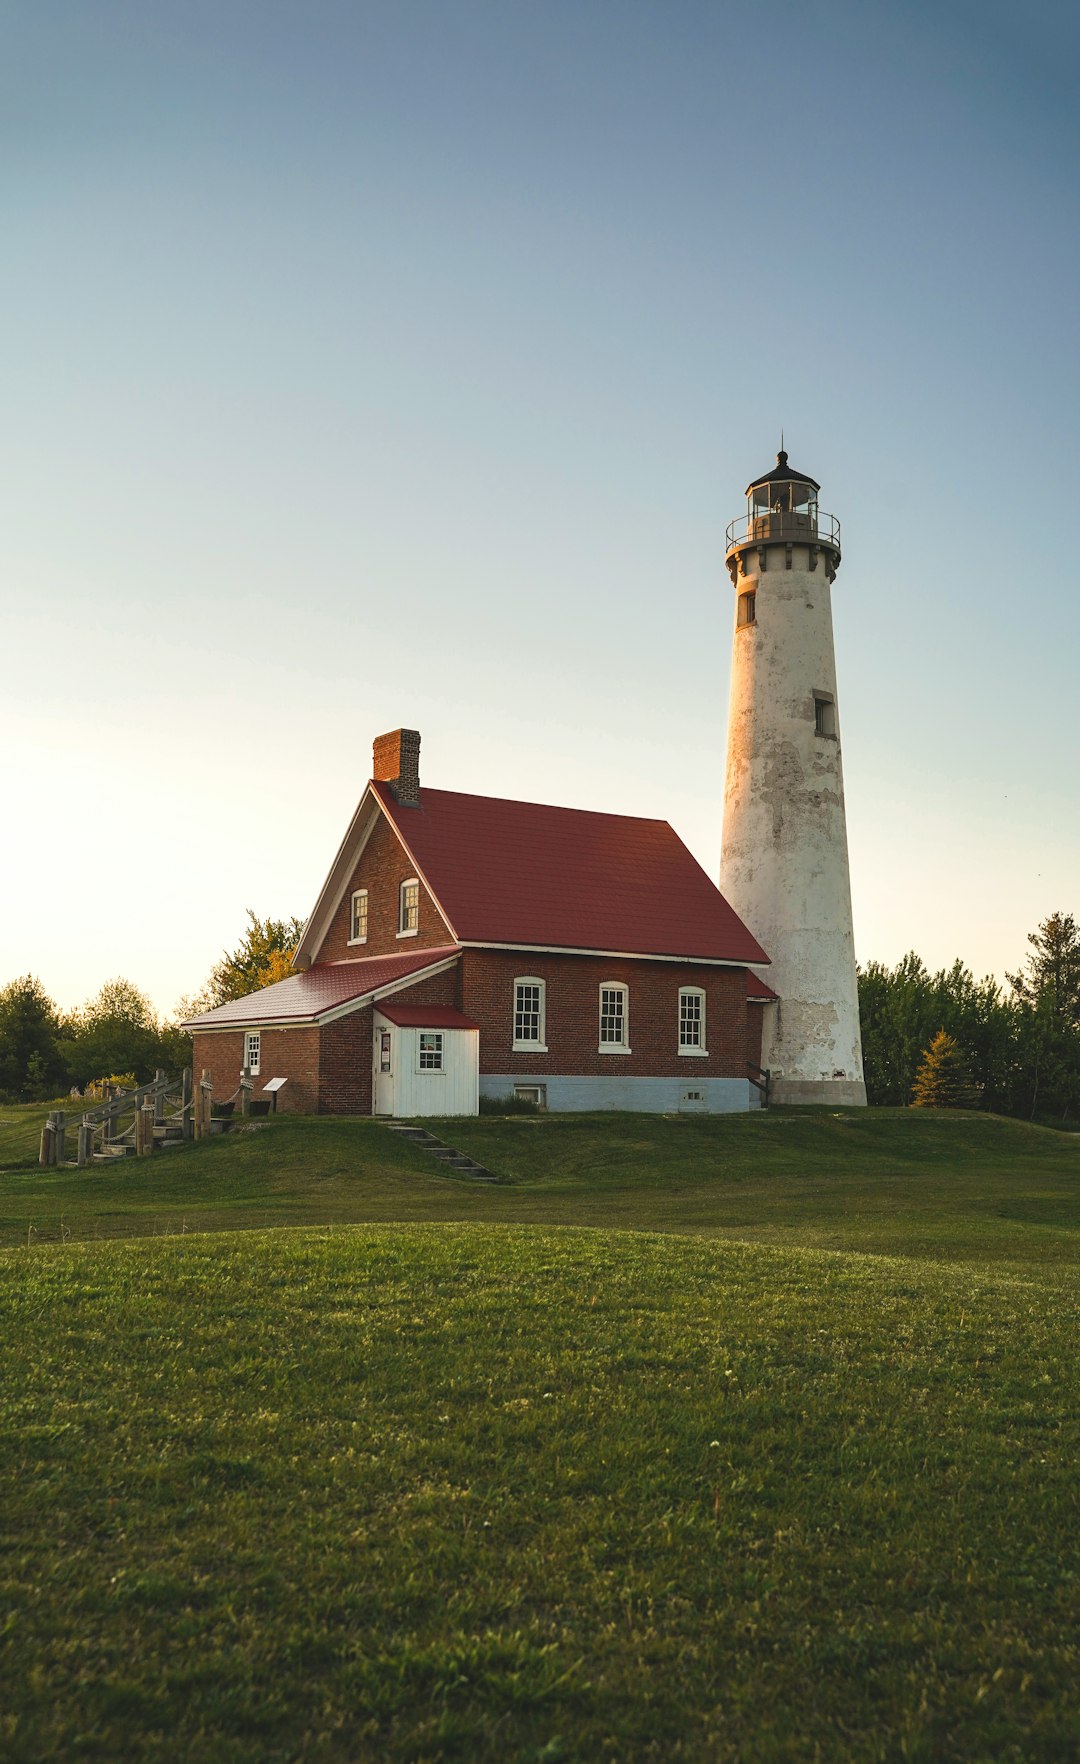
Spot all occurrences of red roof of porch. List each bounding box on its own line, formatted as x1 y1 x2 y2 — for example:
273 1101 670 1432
183 945 461 1029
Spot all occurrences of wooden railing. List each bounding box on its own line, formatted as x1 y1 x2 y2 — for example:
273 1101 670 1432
748 1062 771 1106
39 1068 206 1168
38 1066 263 1168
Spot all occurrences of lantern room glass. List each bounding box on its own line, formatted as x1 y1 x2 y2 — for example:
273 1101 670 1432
748 477 818 539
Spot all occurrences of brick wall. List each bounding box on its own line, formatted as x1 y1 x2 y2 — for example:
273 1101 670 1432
193 957 750 1114
313 810 453 963
192 1025 321 1113
460 951 749 1079
318 1009 372 1114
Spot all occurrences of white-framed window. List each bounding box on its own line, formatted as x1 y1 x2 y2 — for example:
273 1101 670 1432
513 977 547 1050
679 987 708 1055
514 1084 547 1109
599 982 630 1053
349 888 368 944
398 878 419 936
417 1031 443 1071
244 1031 261 1076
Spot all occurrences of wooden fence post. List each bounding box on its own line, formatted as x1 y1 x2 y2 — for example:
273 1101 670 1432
137 1101 155 1156
102 1085 115 1149
77 1122 92 1168
194 1070 212 1139
240 1066 252 1117
181 1066 193 1140
53 1110 66 1165
154 1070 166 1125
39 1119 55 1167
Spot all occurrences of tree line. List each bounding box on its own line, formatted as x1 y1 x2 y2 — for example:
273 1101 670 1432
859 912 1080 1120
2 908 1077 1120
0 913 303 1103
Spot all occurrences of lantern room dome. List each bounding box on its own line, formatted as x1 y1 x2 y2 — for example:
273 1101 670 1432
745 449 820 497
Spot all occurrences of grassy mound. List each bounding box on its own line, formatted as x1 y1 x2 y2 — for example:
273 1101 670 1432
2 1107 1078 1273
1 1223 1077 1761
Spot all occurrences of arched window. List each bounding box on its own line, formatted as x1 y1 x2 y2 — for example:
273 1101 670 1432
513 978 547 1050
678 987 707 1055
398 878 419 936
598 982 630 1053
349 889 368 943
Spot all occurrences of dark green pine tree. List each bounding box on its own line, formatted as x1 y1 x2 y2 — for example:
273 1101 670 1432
911 1029 981 1109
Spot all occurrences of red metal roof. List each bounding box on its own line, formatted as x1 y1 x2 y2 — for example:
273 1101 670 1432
746 969 779 1001
183 945 461 1029
375 1003 479 1030
373 781 768 964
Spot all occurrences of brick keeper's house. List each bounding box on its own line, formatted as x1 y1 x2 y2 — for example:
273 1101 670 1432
184 729 777 1116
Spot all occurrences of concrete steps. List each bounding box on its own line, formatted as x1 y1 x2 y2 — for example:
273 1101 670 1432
383 1121 503 1183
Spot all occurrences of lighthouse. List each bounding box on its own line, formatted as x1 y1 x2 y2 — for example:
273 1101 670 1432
720 450 866 1106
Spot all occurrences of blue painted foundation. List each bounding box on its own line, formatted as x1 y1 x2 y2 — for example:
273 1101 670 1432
479 1074 757 1113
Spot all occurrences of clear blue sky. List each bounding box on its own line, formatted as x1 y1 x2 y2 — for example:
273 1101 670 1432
5 0 1078 1015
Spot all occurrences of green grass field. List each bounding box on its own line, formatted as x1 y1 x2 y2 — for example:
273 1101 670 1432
1 1107 1078 1759
2 1103 1079 1272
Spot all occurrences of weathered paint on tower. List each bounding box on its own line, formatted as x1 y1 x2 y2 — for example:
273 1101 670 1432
720 451 866 1106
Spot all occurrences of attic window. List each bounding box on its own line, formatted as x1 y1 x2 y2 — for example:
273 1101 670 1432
398 879 419 937
737 591 756 628
349 889 368 944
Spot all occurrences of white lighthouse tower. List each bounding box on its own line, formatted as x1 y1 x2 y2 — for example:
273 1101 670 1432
720 449 866 1106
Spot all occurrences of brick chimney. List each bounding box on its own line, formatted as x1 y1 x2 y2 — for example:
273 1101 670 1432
372 728 421 806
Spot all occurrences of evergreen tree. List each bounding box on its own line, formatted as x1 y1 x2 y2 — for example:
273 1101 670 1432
911 1029 981 1109
1005 912 1080 1120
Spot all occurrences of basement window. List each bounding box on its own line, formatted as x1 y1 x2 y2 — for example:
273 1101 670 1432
244 1031 261 1076
514 1084 547 1109
737 590 757 628
814 694 836 738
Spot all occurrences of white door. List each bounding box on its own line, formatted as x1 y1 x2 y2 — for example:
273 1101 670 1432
373 1025 395 1115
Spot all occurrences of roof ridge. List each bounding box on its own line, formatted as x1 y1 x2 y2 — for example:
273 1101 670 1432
377 780 672 827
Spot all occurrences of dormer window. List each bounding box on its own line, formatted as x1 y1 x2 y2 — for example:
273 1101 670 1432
349 889 368 944
398 878 419 936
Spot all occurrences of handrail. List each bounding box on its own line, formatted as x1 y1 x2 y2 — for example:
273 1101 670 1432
78 1074 174 1126
726 510 840 552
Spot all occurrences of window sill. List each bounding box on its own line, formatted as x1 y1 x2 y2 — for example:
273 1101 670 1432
396 928 418 939
512 1042 548 1054
598 1046 632 1056
678 1046 710 1058
347 937 368 948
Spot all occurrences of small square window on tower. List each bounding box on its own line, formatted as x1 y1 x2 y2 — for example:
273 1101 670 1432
814 694 836 738
737 590 757 628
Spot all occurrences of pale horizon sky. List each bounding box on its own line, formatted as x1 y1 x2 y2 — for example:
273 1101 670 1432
4 0 1079 1018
